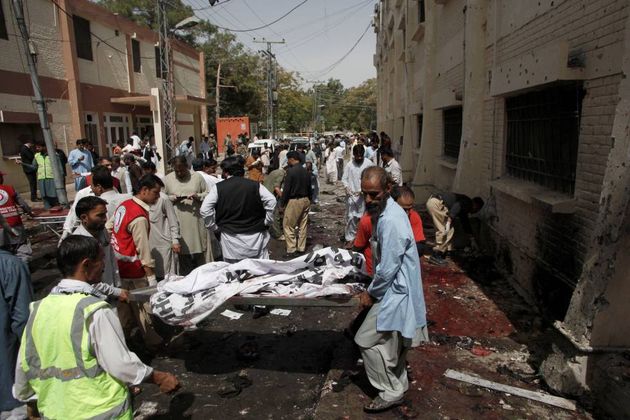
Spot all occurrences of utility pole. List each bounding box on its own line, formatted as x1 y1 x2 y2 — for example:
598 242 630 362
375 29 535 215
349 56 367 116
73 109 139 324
215 62 237 119
157 0 176 163
11 0 68 205
306 80 324 134
254 38 284 139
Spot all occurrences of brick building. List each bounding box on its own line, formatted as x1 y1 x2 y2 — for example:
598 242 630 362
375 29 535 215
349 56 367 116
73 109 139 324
0 0 207 189
374 0 630 415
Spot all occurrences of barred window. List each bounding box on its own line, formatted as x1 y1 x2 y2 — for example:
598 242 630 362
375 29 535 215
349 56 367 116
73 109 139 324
443 107 462 159
0 0 8 40
418 0 425 23
505 83 584 194
72 15 93 61
132 39 141 73
416 114 423 148
154 46 164 79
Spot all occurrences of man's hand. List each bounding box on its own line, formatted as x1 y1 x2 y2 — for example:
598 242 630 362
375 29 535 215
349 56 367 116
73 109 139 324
151 370 180 394
172 243 181 254
118 289 130 303
358 291 373 309
79 155 85 161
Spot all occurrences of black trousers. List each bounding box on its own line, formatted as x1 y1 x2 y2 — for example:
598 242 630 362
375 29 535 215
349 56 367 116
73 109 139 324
24 172 37 200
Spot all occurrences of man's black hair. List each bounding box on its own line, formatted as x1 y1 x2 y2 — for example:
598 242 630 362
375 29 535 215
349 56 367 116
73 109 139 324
286 151 300 161
75 196 108 218
192 158 204 171
171 155 188 166
57 235 101 277
203 158 217 167
91 165 114 190
220 156 245 177
138 174 164 190
112 155 121 164
390 185 414 201
123 153 135 162
380 147 394 157
141 161 156 171
97 157 112 165
352 144 365 157
472 197 485 211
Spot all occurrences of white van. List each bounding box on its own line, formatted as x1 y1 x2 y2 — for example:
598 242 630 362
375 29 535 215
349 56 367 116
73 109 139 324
247 139 277 154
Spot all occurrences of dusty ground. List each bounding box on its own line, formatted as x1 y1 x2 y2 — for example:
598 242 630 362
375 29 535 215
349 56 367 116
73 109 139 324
25 174 594 419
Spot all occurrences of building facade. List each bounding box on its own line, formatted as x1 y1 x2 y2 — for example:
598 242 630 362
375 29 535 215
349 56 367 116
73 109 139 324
374 0 630 415
0 0 207 189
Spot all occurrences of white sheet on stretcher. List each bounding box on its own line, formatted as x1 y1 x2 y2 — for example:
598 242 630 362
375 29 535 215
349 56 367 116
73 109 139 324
150 247 367 327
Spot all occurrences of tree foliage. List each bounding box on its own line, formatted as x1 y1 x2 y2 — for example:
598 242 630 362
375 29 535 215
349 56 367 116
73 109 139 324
96 0 375 134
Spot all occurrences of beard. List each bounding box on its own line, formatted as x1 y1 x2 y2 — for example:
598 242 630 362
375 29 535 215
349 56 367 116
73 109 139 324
366 194 389 228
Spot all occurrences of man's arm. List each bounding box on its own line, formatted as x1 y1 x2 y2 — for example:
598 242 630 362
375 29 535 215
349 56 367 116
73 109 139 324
162 197 181 246
368 218 408 300
128 217 154 277
14 191 32 215
280 170 294 208
200 185 218 231
8 259 33 338
258 184 277 226
89 308 178 392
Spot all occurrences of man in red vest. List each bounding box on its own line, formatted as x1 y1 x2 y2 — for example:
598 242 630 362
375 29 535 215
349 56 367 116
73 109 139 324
0 171 33 262
111 174 164 353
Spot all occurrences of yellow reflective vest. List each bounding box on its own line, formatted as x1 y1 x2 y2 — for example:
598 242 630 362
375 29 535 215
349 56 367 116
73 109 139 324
19 293 132 419
34 153 54 180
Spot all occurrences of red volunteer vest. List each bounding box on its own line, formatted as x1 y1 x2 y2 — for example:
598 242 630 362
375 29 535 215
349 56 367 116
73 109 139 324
111 198 148 278
0 185 22 227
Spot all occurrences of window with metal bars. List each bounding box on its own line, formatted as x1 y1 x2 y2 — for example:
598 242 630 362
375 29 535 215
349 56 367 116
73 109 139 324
0 0 8 40
418 0 426 23
417 114 423 148
154 46 164 79
132 39 141 73
443 107 462 159
72 15 93 61
505 82 584 194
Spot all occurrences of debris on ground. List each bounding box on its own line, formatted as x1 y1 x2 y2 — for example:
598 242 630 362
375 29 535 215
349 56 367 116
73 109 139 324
217 370 253 398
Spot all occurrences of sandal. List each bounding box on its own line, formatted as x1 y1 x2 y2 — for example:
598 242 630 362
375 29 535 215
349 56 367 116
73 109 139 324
363 395 404 413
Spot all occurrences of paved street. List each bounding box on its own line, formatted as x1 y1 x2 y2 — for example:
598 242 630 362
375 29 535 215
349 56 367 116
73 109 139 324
21 177 593 419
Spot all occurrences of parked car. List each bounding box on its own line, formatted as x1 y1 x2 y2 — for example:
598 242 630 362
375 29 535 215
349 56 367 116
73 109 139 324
289 137 309 151
247 139 277 154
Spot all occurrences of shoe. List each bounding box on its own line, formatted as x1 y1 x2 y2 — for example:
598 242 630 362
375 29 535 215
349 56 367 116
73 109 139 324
363 395 405 413
428 254 448 266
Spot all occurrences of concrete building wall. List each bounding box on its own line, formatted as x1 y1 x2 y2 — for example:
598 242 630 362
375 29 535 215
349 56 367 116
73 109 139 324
375 0 630 415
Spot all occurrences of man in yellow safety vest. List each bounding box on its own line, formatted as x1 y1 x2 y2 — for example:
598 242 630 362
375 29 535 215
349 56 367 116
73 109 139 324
13 235 179 419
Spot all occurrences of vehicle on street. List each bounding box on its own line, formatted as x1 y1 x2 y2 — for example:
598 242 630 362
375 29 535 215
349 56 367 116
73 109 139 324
289 137 310 151
247 139 277 154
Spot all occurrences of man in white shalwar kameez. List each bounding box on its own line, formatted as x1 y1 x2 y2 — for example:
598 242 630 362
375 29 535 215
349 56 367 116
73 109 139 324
200 156 276 263
341 144 374 246
149 191 181 280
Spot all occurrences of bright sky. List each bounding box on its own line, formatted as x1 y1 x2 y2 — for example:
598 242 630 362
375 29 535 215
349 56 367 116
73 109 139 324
182 0 377 88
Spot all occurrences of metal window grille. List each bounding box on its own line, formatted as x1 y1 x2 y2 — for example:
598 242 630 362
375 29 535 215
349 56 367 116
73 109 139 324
0 0 8 40
417 114 423 148
443 107 462 159
418 0 426 23
505 82 584 194
154 46 164 79
72 15 93 61
132 39 141 73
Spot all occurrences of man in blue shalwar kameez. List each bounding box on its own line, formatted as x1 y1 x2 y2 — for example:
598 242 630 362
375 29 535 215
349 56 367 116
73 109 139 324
354 166 429 413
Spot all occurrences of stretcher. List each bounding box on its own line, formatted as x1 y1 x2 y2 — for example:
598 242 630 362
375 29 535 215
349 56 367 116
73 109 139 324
32 208 69 238
130 285 360 307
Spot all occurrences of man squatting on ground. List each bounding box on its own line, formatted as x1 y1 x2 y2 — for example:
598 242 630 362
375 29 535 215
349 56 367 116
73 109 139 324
354 166 428 413
425 191 484 266
13 236 179 419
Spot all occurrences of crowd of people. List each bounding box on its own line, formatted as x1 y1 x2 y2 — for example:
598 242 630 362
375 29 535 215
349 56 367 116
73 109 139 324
0 129 486 417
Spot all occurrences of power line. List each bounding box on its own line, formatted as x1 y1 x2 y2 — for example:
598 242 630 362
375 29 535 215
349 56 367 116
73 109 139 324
308 22 372 78
200 0 309 33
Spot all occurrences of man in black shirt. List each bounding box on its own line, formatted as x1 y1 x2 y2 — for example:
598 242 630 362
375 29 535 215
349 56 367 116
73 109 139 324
280 151 311 257
426 191 484 265
18 140 38 201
